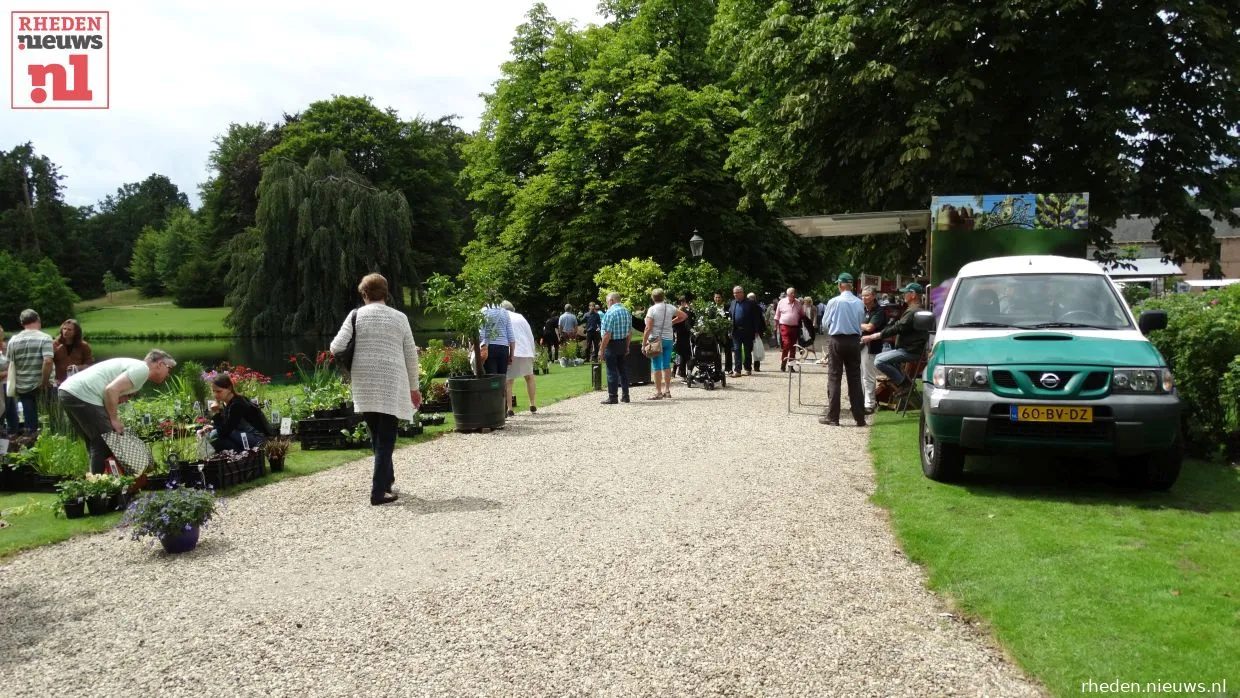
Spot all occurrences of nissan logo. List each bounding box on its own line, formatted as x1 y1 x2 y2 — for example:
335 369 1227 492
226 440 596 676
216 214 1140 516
1040 373 1061 389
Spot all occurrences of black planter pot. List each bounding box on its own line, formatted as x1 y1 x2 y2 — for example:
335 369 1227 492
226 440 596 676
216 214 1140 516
313 409 332 419
63 499 86 519
625 342 652 386
269 457 285 472
447 374 508 432
86 495 111 516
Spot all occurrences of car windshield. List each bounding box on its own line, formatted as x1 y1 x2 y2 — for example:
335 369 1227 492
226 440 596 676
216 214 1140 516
944 274 1133 330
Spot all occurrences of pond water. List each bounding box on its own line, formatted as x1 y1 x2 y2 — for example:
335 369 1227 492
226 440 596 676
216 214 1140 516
91 333 458 385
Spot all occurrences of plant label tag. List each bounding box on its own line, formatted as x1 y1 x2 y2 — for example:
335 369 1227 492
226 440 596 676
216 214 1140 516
192 401 203 415
240 432 250 450
280 418 293 436
271 410 281 424
142 413 152 425
0 439 8 454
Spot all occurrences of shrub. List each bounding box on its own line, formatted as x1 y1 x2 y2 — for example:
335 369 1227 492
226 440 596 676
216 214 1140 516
118 485 217 543
1140 285 1240 457
1121 284 1151 307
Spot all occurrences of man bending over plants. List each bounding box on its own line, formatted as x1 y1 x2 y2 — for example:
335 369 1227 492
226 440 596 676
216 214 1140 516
58 350 176 473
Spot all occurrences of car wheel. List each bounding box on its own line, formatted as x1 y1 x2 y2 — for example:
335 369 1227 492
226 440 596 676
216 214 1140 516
920 411 964 482
1124 441 1183 491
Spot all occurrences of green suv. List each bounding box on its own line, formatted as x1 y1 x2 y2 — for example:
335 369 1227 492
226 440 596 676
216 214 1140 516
916 255 1182 489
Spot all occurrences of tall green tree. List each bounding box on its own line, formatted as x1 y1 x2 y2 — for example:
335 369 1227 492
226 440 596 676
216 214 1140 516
462 2 813 314
226 150 414 336
82 174 189 282
262 96 470 280
714 0 1240 271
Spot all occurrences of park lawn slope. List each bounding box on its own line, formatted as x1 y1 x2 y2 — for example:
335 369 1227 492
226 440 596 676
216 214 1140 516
72 305 233 339
869 412 1240 697
0 365 595 558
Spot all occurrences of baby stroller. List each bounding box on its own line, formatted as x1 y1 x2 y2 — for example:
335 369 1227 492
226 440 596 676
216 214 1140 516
684 331 728 390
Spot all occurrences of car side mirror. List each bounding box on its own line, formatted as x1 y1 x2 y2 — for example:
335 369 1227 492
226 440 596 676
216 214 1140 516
912 310 936 332
1138 309 1167 335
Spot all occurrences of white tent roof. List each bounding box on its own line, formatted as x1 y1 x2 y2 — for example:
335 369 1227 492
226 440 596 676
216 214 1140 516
1183 279 1239 288
781 210 931 238
1097 258 1183 277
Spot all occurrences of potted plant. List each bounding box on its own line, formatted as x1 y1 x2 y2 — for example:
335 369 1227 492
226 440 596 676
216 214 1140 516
118 485 218 554
424 272 510 432
84 473 123 515
54 477 89 519
264 436 292 472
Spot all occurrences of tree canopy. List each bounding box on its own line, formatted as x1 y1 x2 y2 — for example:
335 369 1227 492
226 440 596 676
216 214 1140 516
714 0 1240 269
225 150 414 336
461 1 817 313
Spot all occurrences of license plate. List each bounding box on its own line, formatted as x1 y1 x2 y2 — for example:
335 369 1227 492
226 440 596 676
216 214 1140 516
1010 405 1093 423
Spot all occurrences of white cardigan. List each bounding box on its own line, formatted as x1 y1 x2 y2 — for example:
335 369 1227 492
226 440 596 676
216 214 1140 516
329 302 420 421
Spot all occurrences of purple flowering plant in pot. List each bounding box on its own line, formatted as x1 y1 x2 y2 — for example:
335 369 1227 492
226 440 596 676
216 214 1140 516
117 484 219 554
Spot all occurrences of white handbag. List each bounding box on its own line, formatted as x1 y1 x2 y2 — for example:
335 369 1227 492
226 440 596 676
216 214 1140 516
5 363 16 398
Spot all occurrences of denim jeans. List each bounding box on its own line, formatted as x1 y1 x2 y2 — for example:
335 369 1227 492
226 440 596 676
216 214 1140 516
604 343 630 399
875 348 921 385
4 391 39 435
363 412 398 500
212 429 266 453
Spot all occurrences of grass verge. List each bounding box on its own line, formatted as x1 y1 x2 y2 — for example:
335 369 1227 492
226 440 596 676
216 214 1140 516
71 305 234 339
0 365 596 558
869 411 1240 697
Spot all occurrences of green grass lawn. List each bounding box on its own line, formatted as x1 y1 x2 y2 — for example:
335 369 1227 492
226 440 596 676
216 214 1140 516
71 305 234 339
870 411 1240 698
74 288 171 311
0 365 595 558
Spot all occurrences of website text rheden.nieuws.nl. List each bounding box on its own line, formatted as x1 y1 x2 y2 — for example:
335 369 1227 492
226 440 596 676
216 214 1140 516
1081 679 1228 694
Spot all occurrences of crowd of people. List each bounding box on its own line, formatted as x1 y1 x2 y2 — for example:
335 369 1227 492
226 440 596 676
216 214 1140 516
2 271 929 506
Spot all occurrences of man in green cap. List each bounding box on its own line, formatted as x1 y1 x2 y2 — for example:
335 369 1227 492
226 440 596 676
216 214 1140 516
863 282 929 397
819 272 866 427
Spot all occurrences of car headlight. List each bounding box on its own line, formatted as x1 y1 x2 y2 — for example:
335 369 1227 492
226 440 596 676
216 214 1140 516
1113 368 1173 393
932 365 989 389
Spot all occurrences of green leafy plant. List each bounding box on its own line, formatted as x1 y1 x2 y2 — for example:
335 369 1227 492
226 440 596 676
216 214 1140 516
53 477 89 513
593 257 666 307
263 435 292 460
665 258 722 303
37 390 76 437
1141 285 1240 457
84 473 129 498
424 272 502 376
10 432 89 477
118 486 218 542
1121 284 1151 307
418 347 444 394
692 302 733 344
180 360 211 405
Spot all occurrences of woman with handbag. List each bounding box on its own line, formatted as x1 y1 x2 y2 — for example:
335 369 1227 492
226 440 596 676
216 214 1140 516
330 273 421 506
642 288 687 400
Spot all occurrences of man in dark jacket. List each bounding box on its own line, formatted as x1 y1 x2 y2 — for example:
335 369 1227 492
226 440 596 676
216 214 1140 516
860 286 887 413
729 286 762 377
582 302 603 362
862 283 928 397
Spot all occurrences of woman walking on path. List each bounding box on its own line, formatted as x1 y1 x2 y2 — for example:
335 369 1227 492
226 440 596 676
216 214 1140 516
52 319 93 385
330 273 421 506
642 288 687 400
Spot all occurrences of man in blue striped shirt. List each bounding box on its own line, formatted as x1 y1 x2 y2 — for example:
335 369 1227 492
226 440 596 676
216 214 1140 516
820 273 867 427
598 292 632 404
479 299 515 376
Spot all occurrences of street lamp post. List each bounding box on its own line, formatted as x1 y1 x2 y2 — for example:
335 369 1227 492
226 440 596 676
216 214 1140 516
689 231 704 263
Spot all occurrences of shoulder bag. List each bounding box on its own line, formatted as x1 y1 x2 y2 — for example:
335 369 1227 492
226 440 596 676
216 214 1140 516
335 310 358 374
642 304 670 358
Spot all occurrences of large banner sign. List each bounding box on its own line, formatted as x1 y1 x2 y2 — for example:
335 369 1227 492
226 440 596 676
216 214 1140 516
929 193 1090 287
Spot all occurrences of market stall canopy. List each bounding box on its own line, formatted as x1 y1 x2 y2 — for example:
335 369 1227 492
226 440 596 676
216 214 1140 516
781 210 931 238
1097 258 1183 277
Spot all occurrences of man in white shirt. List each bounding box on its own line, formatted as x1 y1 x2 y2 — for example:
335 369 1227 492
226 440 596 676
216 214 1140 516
502 301 539 416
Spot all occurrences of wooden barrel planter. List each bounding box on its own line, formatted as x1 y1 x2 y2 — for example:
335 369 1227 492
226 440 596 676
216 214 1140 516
447 374 507 432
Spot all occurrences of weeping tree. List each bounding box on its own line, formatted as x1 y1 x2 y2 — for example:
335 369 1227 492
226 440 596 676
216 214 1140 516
225 150 414 336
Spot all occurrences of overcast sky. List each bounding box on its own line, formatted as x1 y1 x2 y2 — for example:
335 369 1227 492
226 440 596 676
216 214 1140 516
2 0 602 208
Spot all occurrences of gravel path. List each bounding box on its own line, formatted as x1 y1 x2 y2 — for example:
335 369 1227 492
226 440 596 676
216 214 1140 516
1 367 1043 697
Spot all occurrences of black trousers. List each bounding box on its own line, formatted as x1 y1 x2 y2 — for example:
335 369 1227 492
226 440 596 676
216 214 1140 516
584 330 602 361
674 335 691 377
826 334 865 424
363 412 398 500
731 332 755 372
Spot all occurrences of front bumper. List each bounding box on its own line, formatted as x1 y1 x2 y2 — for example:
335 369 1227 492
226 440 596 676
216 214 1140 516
922 384 1180 454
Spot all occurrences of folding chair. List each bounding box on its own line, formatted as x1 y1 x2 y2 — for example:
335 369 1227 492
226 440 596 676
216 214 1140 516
896 352 929 416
